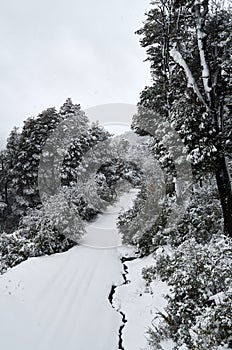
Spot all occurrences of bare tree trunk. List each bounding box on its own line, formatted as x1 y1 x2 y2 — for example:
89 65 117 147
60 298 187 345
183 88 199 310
4 181 8 213
215 156 232 237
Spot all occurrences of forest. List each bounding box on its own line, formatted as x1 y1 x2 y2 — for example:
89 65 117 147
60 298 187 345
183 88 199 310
0 1 231 349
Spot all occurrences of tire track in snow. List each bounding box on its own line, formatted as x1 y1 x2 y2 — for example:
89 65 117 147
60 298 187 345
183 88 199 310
34 248 117 350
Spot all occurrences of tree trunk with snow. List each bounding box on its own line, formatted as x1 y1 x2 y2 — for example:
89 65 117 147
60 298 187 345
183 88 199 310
135 0 232 237
172 1 232 237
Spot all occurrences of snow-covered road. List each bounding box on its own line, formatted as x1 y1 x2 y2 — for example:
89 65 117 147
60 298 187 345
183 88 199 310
0 246 123 350
0 193 128 350
0 192 170 350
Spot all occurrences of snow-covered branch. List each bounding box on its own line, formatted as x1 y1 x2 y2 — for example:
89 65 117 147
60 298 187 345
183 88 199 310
193 3 211 103
170 44 209 110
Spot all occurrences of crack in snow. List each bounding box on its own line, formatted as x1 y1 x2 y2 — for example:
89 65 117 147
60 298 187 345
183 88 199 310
108 256 137 350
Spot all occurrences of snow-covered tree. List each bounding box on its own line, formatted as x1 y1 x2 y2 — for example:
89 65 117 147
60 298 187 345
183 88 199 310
133 0 232 237
0 231 32 274
6 126 21 170
10 99 88 221
61 123 110 188
63 132 144 221
144 235 232 349
18 189 84 253
12 108 62 218
0 127 21 232
0 151 8 225
0 188 84 274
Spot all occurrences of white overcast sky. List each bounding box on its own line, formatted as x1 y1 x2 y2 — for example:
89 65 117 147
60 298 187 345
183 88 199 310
0 0 151 147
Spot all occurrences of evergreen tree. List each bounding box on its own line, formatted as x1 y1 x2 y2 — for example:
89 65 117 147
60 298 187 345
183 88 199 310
144 235 232 349
6 126 21 169
0 127 21 231
0 150 8 224
133 0 232 236
61 123 109 188
12 108 62 219
59 97 83 118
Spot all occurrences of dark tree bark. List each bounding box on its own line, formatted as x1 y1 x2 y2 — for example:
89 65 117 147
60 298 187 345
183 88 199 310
215 156 232 237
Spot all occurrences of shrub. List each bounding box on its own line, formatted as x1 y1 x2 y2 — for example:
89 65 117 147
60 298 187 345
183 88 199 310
145 236 232 349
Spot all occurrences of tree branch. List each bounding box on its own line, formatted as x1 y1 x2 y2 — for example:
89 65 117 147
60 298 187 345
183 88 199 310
193 3 212 103
170 44 209 110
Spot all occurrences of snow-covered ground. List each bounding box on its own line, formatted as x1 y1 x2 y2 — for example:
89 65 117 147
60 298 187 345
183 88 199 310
0 247 122 350
114 253 173 350
0 191 170 350
79 189 138 249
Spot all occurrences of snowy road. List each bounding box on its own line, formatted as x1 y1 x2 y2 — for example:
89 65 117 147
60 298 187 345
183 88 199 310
0 246 124 350
0 195 126 350
0 193 133 350
0 191 169 350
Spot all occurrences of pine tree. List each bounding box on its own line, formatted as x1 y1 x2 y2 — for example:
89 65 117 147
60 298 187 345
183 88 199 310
6 127 21 169
12 108 62 218
61 123 109 187
0 127 21 231
0 151 8 225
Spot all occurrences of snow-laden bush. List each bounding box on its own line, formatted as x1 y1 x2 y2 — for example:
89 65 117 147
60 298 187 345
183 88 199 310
191 290 232 349
117 183 168 256
167 182 223 246
18 190 84 254
0 231 33 274
0 190 84 274
144 236 232 349
118 180 222 255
